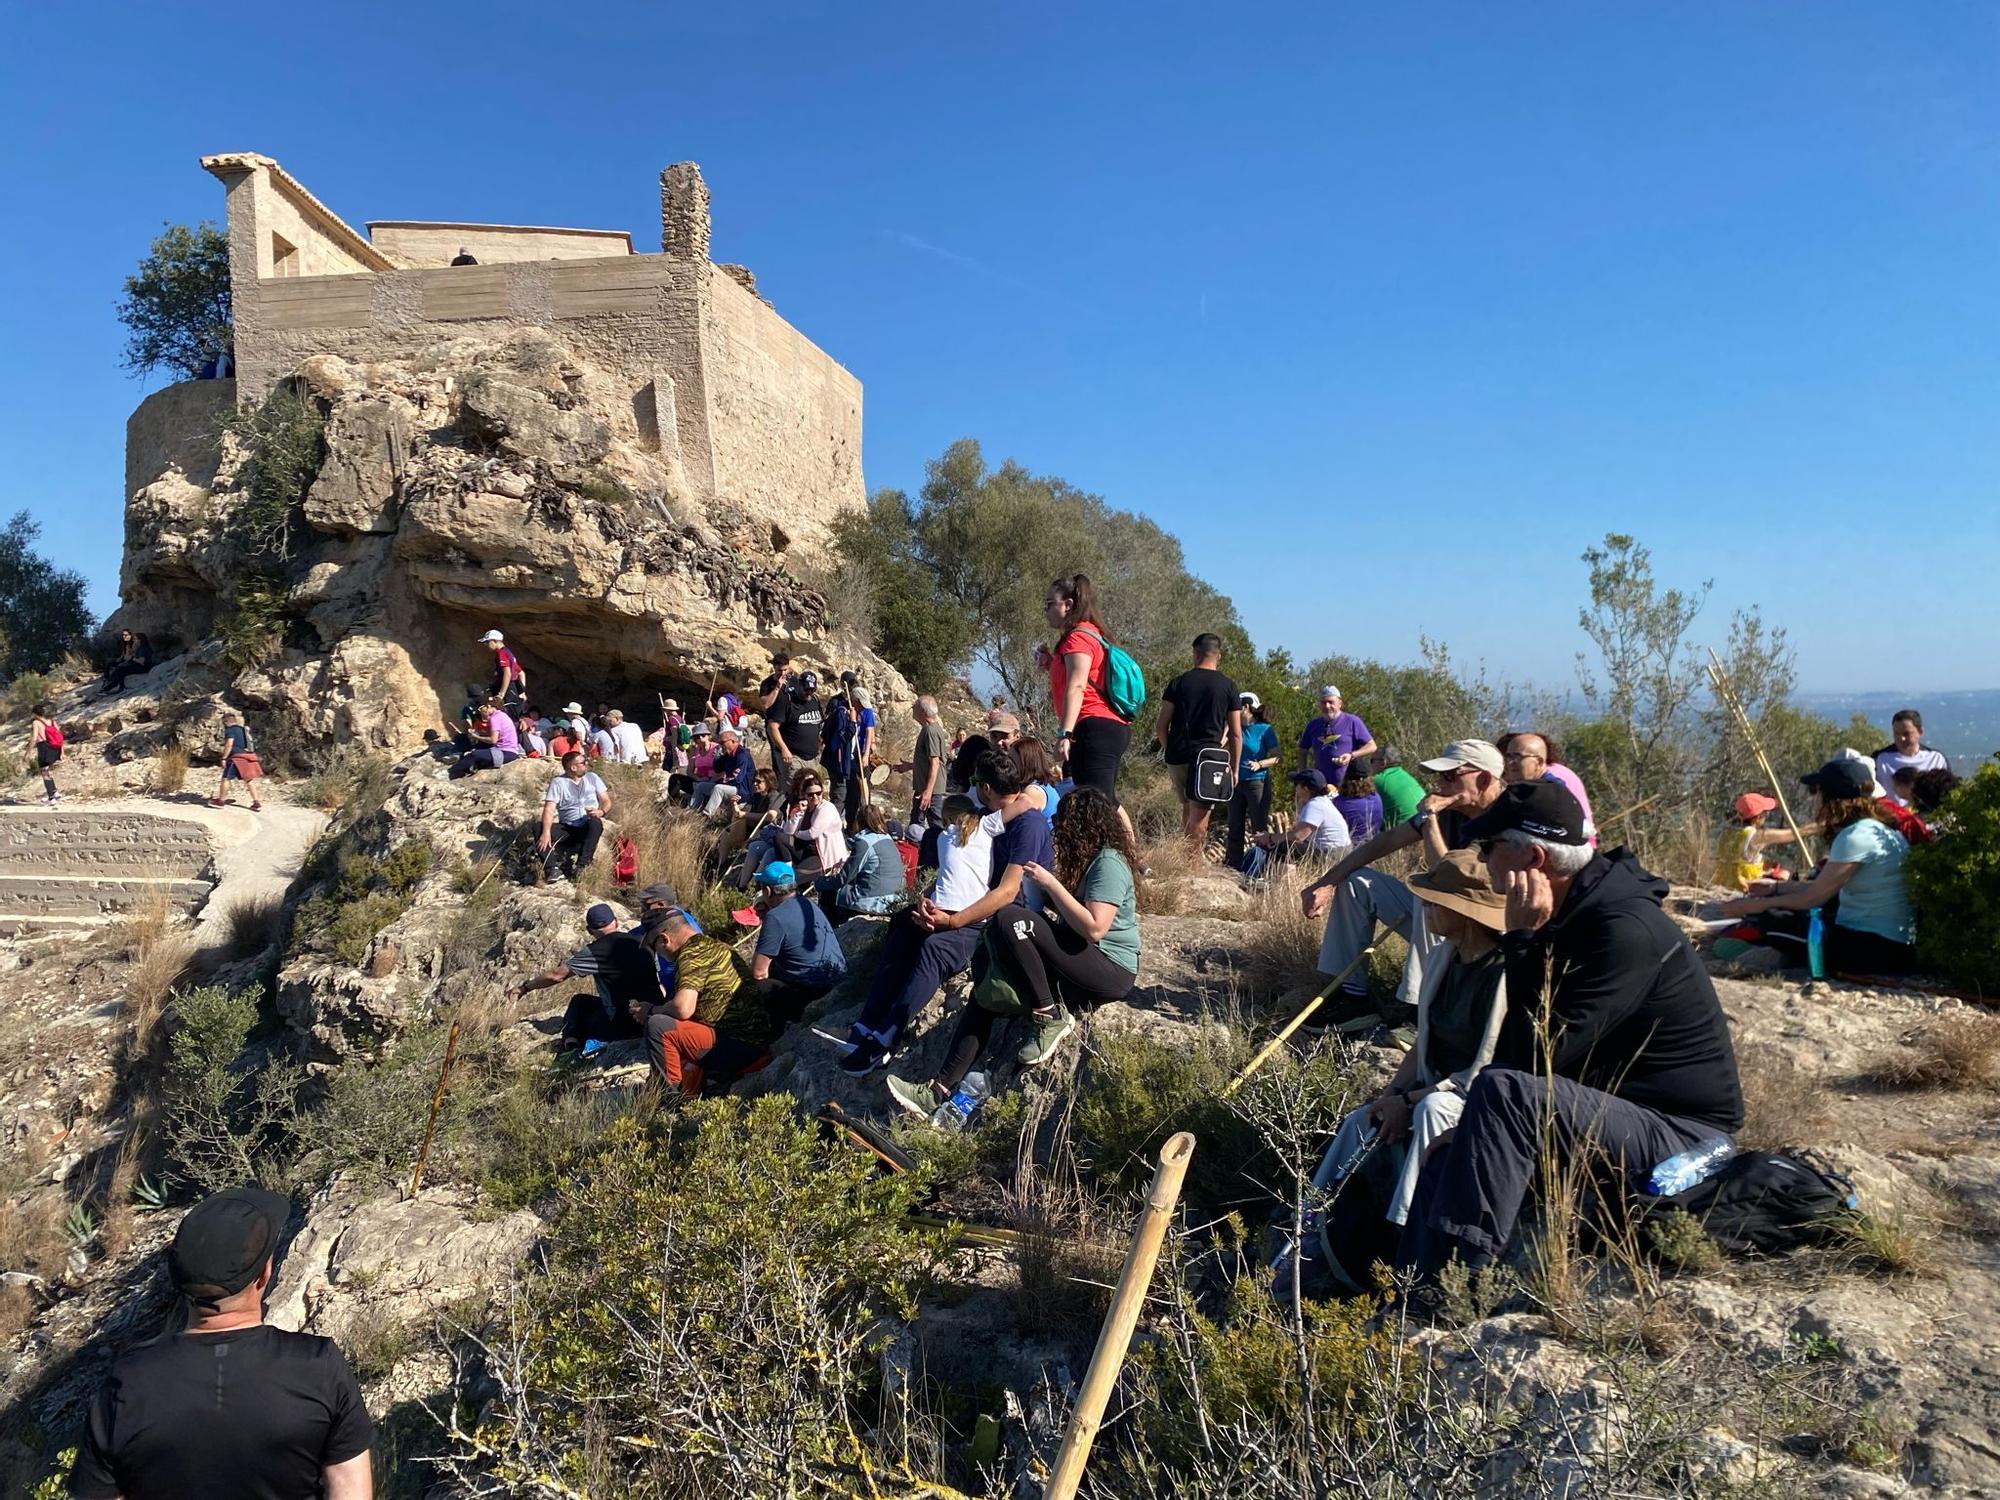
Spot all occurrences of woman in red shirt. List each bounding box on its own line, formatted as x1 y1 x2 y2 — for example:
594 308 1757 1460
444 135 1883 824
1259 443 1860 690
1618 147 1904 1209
1039 574 1131 803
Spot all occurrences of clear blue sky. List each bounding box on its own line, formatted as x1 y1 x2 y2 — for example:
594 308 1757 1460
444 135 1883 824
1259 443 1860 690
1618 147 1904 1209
3 3 1995 694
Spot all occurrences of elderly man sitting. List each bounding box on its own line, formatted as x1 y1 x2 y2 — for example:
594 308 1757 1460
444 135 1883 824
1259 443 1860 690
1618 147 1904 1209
1395 782 1745 1298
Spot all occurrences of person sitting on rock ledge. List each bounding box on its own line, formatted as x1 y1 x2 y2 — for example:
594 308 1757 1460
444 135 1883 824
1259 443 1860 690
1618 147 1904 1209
694 724 756 821
449 701 521 779
602 708 648 766
510 903 662 1054
1395 781 1744 1301
1243 769 1351 877
748 861 848 1028
640 910 775 1096
97 628 155 698
536 750 610 884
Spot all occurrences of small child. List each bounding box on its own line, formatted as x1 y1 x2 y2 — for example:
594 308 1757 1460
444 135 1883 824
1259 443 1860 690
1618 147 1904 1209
30 703 62 805
1712 792 1797 891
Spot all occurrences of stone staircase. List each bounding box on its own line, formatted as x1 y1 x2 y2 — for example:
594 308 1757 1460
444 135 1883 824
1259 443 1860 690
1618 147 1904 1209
0 807 216 933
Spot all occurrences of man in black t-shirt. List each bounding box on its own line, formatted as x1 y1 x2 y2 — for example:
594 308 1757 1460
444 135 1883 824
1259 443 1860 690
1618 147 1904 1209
72 1187 375 1500
769 672 824 794
508 903 665 1050
1153 633 1244 848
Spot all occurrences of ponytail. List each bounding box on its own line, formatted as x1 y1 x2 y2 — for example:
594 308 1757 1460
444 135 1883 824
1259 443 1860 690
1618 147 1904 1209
1049 573 1103 632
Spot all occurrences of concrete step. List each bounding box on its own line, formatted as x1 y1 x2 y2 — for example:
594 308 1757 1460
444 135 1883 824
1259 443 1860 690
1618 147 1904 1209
0 875 213 920
0 805 219 929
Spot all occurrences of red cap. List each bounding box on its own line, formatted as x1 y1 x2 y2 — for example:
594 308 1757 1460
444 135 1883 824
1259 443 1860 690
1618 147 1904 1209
1732 793 1778 821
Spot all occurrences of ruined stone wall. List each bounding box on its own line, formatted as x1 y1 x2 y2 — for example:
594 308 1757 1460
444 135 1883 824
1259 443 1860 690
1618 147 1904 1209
124 379 231 505
367 223 631 268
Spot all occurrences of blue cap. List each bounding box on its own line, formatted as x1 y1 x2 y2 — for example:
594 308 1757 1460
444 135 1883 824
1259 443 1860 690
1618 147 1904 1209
753 861 795 887
585 902 618 929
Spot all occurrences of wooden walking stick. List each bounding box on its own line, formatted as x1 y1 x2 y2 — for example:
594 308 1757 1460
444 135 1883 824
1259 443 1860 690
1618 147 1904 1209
1043 1131 1196 1500
1223 945 1376 1097
408 1018 462 1198
1706 648 1816 865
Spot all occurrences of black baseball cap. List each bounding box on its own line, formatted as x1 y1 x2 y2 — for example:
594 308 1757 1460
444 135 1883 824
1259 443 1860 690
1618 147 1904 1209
1289 769 1329 794
1801 757 1874 799
1462 781 1589 847
169 1187 293 1303
637 882 677 907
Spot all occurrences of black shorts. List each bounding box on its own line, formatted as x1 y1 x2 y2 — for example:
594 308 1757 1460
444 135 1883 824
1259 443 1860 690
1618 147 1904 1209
1068 717 1130 802
36 743 60 770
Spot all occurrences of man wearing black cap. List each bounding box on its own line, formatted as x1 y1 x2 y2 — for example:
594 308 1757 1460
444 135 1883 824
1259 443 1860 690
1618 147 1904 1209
508 903 664 1052
71 1188 375 1499
1396 780 1744 1296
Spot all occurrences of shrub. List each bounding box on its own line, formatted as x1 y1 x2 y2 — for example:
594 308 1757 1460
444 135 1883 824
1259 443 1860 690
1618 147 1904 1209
298 751 395 820
148 743 190 795
1865 1009 2000 1092
1905 761 2000 994
291 839 435 965
5 670 50 716
159 984 299 1196
227 386 326 563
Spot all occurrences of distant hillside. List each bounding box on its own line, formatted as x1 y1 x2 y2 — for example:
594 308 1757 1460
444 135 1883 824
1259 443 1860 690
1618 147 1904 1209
1797 688 2000 773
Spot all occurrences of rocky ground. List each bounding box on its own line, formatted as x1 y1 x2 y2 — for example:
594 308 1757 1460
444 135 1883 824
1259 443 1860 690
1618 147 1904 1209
0 745 1997 1496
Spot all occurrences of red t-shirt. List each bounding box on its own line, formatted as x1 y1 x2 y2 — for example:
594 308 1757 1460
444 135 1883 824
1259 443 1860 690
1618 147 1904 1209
1048 626 1121 726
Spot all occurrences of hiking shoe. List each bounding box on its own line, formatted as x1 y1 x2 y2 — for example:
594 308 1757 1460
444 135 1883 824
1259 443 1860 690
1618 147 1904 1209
1018 1008 1077 1067
840 1039 888 1077
1302 988 1372 1034
885 1074 937 1121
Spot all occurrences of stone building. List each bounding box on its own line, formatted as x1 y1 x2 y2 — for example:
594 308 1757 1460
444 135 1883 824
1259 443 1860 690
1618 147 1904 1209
198 152 864 540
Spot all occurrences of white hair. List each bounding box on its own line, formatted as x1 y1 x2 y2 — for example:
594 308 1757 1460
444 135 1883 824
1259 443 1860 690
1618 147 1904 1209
1497 828 1594 877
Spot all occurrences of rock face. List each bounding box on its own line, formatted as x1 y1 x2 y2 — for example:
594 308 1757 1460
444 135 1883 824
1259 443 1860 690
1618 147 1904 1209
112 329 908 761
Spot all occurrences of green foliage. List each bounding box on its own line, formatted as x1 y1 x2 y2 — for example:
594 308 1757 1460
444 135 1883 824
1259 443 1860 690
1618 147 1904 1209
1303 637 1503 768
0 513 95 681
26 1448 76 1500
1645 1208 1724 1273
215 573 295 672
1906 762 2000 993
828 489 980 688
118 221 232 379
228 387 327 563
159 985 299 1196
291 839 435 966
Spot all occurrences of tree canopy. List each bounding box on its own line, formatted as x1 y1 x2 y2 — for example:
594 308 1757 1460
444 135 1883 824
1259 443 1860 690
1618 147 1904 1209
118 222 233 379
0 512 94 679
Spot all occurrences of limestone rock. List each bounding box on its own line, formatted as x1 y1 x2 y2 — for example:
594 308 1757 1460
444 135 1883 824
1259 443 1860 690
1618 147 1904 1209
304 396 409 535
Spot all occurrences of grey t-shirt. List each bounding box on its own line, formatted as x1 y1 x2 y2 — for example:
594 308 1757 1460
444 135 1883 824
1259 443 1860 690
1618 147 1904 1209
912 722 947 800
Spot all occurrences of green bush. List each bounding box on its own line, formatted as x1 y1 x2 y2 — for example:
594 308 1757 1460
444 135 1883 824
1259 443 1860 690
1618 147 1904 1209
1906 762 2000 994
228 387 326 562
160 985 299 1196
291 839 435 965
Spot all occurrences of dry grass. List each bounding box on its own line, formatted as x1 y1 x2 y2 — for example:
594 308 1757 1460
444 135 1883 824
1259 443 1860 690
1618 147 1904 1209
1239 860 1326 1001
582 764 713 905
122 924 197 1044
1134 833 1198 916
217 889 288 962
1006 1164 1123 1339
0 1187 71 1300
1864 1011 2000 1093
112 890 176 952
148 743 190 796
1831 1210 1937 1279
1735 1041 1836 1150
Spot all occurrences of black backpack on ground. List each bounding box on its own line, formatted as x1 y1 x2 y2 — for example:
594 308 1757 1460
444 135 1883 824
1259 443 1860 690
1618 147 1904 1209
1641 1150 1858 1257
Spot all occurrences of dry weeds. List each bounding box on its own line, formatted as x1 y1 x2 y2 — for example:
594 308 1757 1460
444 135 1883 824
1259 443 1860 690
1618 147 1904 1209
1735 1041 1836 1151
148 743 190 796
1864 1010 2000 1093
123 926 197 1044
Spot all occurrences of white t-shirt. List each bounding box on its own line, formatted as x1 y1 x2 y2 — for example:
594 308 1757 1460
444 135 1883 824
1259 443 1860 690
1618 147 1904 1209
934 818 996 912
609 721 648 765
1297 793 1353 854
1874 747 1947 805
590 728 617 760
545 772 608 826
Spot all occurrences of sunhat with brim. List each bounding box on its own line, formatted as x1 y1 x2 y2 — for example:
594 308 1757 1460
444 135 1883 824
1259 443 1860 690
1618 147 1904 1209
1407 849 1509 930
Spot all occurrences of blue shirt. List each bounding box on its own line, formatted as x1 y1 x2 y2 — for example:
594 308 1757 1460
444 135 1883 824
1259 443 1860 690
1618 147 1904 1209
1828 819 1914 945
990 804 1056 913
1239 722 1278 782
711 744 754 797
755 893 848 987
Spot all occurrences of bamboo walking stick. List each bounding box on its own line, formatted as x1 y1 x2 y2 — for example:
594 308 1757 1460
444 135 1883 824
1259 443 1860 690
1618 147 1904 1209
1043 1131 1196 1500
1706 649 1816 865
408 1018 461 1197
1223 945 1376 1097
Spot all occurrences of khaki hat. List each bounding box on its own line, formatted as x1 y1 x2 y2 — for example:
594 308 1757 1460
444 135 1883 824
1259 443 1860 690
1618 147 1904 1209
1407 849 1507 930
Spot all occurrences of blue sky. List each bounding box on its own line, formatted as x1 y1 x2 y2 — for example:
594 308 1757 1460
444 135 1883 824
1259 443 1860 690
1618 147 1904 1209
3 3 1995 693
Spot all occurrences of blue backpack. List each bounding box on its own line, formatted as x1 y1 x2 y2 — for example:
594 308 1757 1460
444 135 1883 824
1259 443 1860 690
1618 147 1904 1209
1073 625 1146 722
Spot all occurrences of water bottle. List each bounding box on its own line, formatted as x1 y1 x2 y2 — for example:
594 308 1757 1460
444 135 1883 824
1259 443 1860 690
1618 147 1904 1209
1806 907 1826 980
931 1071 990 1132
1645 1135 1735 1197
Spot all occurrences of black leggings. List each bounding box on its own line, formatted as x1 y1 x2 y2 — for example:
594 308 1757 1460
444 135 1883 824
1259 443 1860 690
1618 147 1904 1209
1761 904 1916 976
1067 717 1130 803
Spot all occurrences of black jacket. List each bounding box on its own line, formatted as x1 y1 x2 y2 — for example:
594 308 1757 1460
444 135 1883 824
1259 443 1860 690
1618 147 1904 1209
1492 848 1743 1133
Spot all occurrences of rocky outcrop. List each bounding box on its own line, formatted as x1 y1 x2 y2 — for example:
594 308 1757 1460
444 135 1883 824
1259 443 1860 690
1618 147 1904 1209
112 328 909 762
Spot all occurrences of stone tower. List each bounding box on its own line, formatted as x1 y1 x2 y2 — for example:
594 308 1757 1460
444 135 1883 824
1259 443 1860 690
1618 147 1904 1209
660 162 711 262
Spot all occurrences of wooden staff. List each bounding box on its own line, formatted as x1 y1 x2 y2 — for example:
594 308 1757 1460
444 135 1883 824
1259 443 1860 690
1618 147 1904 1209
1043 1132 1196 1500
1706 649 1815 865
1594 791 1664 830
408 1019 461 1198
1223 946 1376 1097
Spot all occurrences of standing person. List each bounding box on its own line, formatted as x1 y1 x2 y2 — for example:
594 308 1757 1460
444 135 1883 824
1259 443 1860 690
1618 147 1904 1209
1155 634 1244 849
710 683 746 732
1226 691 1281 869
1296 686 1377 797
209 714 264 812
819 681 856 829
1039 574 1134 811
480 628 526 707
846 677 880 831
1369 747 1427 829
1497 731 1596 843
509 904 662 1051
905 695 948 829
1873 710 1949 806
748 861 848 1026
1331 761 1384 845
535 750 611 884
70 1187 375 1500
759 653 796 785
30 704 62 805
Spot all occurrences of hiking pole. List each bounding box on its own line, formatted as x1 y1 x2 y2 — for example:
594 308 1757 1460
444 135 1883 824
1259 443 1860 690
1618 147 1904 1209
408 1018 461 1198
1223 945 1376 1098
1595 791 1664 830
1706 649 1816 865
1043 1131 1195 1500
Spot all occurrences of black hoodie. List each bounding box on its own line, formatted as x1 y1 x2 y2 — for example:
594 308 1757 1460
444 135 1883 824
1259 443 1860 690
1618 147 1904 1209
1491 848 1744 1134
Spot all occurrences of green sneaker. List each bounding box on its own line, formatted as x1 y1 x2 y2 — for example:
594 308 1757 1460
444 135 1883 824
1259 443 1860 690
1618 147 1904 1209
885 1074 937 1121
1018 1008 1077 1067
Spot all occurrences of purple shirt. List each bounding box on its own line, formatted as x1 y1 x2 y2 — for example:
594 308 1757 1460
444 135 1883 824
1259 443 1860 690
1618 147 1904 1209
1298 711 1373 785
488 709 521 755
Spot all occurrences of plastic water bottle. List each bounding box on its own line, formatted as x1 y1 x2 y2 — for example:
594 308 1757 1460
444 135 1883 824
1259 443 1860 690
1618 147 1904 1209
1645 1136 1736 1197
1806 907 1827 980
931 1072 990 1132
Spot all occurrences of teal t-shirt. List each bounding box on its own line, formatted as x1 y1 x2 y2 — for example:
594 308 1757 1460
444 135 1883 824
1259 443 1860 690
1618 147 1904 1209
1078 849 1141 975
1828 819 1914 945
1373 765 1426 827
1239 722 1278 782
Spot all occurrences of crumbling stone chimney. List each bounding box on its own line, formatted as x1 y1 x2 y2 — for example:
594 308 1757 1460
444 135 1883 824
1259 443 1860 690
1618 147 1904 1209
660 162 711 263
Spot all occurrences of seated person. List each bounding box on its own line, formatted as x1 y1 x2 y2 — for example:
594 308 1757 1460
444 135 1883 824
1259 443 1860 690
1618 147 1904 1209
716 767 779 873
741 769 847 885
535 751 611 883
517 703 550 758
749 861 848 1026
1332 764 1385 846
668 722 717 805
449 702 521 779
508 903 664 1052
1718 755 1917 975
1712 792 1802 891
639 912 775 1096
1909 767 1960 817
99 630 155 696
1396 782 1743 1298
839 794 998 1076
818 803 908 923
1282 850 1509 1294
1243 770 1352 876
695 726 756 821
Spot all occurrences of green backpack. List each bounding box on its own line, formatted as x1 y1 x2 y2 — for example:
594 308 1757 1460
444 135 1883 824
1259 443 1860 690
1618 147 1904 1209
970 927 1030 1017
1073 625 1146 722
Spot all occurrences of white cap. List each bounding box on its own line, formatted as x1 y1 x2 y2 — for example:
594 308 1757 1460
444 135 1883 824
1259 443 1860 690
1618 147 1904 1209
563 701 584 715
1239 690 1261 709
1834 745 1889 799
1319 684 1342 701
480 629 505 644
1420 739 1504 777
